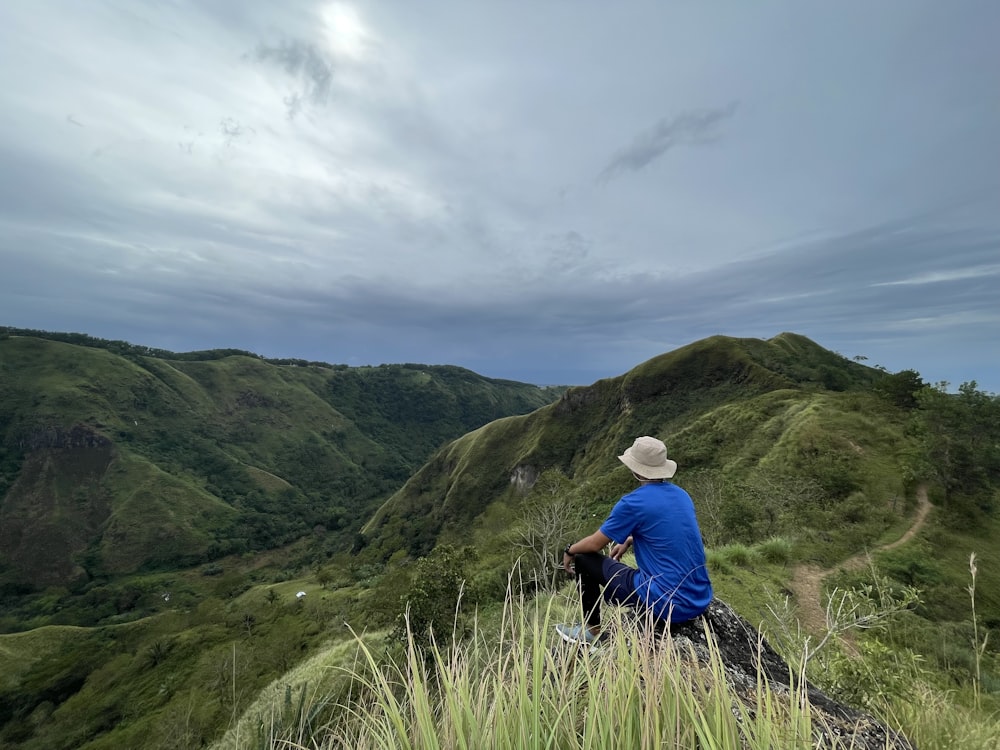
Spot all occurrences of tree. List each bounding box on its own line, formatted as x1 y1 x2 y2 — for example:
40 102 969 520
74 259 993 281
314 565 334 588
240 612 256 638
873 369 925 409
682 471 730 547
912 381 1000 507
396 545 475 647
508 470 584 591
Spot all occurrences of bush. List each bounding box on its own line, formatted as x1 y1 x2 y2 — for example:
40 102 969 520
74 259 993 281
756 537 793 565
717 543 758 569
819 639 924 711
395 545 476 647
705 550 733 575
878 545 944 588
837 491 871 524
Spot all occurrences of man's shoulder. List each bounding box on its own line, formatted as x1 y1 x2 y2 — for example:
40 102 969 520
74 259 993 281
617 485 652 504
631 481 687 496
608 489 644 519
666 481 692 496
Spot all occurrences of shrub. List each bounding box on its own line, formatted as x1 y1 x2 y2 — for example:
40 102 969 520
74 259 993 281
395 545 476 647
756 537 793 565
704 549 733 575
819 639 924 711
878 545 944 588
838 491 871 524
717 543 758 569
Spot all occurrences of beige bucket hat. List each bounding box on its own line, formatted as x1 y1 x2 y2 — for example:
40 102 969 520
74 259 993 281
617 436 677 479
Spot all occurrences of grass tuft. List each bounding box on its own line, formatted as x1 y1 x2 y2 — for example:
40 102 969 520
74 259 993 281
717 543 760 569
756 537 794 565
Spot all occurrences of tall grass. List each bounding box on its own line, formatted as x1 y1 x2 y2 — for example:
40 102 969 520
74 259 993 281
219 558 1000 750
268 591 875 749
886 683 1000 750
968 552 989 711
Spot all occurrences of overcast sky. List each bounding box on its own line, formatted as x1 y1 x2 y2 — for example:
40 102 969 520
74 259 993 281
1 1 998 390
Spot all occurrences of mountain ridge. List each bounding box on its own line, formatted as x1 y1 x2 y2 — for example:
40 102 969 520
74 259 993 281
360 332 883 556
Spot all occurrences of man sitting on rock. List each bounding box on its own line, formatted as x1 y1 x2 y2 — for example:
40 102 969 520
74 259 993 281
557 436 713 646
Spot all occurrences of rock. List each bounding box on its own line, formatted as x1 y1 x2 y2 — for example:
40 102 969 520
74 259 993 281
20 424 112 450
509 464 538 494
666 598 915 749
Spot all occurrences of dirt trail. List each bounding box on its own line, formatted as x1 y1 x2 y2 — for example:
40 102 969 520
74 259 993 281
786 485 931 635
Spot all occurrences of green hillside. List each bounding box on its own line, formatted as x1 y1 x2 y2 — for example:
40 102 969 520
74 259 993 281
361 333 888 557
2 330 998 749
361 331 998 608
0 330 560 607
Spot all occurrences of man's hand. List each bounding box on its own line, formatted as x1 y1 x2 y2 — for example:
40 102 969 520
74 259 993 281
610 536 633 561
562 549 576 575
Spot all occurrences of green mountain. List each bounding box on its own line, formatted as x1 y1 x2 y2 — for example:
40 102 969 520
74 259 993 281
0 329 561 597
361 332 891 557
2 329 998 750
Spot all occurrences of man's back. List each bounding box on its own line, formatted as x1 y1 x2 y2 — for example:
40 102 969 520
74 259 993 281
601 482 712 622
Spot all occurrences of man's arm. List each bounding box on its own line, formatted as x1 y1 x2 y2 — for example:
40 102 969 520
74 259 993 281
562 529 612 572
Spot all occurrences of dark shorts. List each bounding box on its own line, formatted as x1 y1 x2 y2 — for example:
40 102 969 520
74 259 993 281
574 552 703 630
600 556 639 605
574 552 638 605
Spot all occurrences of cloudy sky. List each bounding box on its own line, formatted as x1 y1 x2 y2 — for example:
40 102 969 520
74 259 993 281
1 1 998 390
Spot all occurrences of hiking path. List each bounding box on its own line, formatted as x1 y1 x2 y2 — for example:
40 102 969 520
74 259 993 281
787 485 932 634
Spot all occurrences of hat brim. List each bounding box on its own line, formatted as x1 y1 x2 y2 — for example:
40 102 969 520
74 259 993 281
618 452 677 479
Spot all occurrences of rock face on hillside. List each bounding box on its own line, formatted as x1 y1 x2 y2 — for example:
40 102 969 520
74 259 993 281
18 424 113 451
0 425 116 585
670 599 914 749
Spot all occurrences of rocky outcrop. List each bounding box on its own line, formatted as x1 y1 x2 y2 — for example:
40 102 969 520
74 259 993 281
18 424 112 451
668 599 914 749
1 425 115 586
509 464 538 494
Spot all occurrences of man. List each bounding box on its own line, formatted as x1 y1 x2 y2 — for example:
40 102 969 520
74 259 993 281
556 436 713 646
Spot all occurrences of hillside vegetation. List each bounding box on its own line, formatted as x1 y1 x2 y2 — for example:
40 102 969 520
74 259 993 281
361 333 889 558
1 330 998 749
0 329 560 613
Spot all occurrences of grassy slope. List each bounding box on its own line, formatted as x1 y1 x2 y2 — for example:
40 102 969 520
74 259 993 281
3 331 997 749
224 332 999 748
352 331 999 729
0 552 380 750
0 332 562 747
361 333 887 557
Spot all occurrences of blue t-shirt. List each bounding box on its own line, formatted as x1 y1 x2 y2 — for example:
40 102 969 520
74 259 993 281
600 482 713 623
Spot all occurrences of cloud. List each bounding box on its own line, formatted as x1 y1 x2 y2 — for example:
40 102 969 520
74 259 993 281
676 220 1000 331
2 1 999 391
3 204 997 388
251 38 336 118
598 103 739 183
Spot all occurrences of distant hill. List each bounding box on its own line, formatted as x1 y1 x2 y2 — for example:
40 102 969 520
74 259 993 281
361 332 889 556
0 329 562 590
